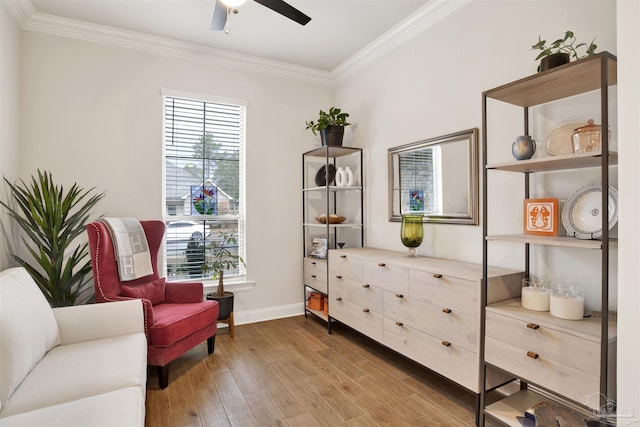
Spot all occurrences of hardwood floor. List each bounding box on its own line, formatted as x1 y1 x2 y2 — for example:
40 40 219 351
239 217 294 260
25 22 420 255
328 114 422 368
145 315 482 427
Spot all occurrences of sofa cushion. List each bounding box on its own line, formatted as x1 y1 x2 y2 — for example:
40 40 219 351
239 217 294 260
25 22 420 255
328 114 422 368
0 267 61 409
150 301 217 347
120 277 166 306
0 386 145 427
0 333 147 418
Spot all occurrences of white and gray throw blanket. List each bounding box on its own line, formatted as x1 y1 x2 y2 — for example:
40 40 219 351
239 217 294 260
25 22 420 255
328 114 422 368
101 218 153 281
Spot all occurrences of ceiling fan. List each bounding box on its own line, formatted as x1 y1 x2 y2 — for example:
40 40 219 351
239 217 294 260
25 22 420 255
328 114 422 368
211 0 311 33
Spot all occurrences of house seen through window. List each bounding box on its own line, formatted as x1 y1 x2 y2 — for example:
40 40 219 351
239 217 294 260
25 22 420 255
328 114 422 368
162 92 246 281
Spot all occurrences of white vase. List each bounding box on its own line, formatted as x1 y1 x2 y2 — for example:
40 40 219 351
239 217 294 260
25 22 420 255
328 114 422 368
335 167 346 187
344 167 354 187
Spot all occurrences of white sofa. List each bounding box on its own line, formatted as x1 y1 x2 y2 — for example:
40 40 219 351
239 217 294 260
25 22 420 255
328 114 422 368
0 267 147 426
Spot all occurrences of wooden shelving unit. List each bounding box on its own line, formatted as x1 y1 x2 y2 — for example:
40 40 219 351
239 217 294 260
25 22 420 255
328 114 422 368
479 52 617 426
302 146 364 332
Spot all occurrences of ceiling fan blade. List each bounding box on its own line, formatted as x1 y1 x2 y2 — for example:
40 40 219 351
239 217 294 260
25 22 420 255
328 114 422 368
211 0 228 31
253 0 311 26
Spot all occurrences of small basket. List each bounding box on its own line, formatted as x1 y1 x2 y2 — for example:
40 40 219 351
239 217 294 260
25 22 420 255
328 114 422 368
315 215 346 224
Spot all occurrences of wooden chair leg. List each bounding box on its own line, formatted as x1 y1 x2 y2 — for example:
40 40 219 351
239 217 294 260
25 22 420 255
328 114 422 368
157 365 169 389
207 335 215 354
229 311 235 339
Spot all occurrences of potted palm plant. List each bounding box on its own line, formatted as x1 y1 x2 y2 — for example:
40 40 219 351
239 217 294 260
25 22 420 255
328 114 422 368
1 170 104 306
532 30 597 72
305 107 351 146
205 231 245 325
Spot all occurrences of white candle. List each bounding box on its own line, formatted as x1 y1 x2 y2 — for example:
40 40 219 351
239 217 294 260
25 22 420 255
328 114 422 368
550 294 584 320
521 287 551 311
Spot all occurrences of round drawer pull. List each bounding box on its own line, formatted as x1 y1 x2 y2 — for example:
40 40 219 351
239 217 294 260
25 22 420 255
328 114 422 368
442 308 452 314
395 293 404 298
340 255 346 259
311 261 316 265
433 273 443 279
362 308 370 313
311 275 316 278
378 263 386 267
442 341 451 347
335 297 342 301
335 275 342 279
527 351 539 359
526 323 540 330
395 321 404 327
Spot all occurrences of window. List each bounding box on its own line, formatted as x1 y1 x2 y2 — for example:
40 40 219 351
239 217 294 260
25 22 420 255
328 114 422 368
162 91 246 281
398 146 443 214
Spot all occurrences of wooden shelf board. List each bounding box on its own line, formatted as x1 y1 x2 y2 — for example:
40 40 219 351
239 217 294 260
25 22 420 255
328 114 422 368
484 390 556 427
483 52 617 107
303 186 363 192
487 152 617 173
305 307 328 322
304 146 362 158
304 223 363 228
486 234 606 249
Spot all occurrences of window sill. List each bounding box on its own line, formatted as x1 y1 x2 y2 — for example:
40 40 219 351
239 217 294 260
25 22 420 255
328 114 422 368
202 276 256 294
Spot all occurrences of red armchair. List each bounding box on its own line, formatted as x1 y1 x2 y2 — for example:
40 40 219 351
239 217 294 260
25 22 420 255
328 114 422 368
86 220 219 389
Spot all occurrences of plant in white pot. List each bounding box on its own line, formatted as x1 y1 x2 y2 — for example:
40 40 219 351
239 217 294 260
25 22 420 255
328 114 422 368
305 107 351 146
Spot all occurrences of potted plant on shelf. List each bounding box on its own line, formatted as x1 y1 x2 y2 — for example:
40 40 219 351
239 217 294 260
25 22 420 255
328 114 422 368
205 231 245 327
305 107 351 147
532 30 597 72
1 170 104 307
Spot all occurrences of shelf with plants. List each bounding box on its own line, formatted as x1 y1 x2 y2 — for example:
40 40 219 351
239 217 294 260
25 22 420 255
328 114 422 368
302 146 364 331
480 52 617 426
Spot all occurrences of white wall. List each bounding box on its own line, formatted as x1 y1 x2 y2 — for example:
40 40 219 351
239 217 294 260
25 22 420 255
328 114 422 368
0 4 21 271
19 31 332 317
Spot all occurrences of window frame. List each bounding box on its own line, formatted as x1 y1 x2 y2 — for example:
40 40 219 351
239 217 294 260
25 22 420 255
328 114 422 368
161 89 247 282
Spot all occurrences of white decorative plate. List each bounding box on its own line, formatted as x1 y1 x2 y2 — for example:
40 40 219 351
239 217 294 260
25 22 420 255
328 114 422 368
543 121 585 156
562 183 618 239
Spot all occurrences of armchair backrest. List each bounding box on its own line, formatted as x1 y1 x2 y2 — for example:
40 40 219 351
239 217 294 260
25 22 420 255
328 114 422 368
86 220 165 302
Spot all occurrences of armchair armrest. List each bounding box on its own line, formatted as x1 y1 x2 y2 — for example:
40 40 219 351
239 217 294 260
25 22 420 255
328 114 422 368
165 281 204 303
53 299 144 345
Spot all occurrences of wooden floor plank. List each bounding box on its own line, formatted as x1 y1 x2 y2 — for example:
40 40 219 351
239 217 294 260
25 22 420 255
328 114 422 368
145 315 481 427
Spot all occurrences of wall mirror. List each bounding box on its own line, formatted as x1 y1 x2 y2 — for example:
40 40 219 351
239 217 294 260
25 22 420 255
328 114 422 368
388 128 479 225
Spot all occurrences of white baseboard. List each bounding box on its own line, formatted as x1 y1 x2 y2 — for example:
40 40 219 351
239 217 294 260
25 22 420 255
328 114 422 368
232 302 305 326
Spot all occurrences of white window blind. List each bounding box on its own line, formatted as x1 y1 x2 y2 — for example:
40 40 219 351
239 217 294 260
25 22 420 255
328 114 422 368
399 146 443 214
162 93 246 281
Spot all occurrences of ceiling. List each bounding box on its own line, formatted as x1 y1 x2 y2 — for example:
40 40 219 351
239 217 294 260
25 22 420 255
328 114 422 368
26 0 430 72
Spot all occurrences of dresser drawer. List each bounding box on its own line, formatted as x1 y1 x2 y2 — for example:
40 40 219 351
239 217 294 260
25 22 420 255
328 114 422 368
362 260 409 294
409 269 478 315
383 292 477 352
485 310 599 374
384 318 478 392
329 251 363 281
304 258 327 293
485 336 600 409
331 297 383 342
330 276 383 313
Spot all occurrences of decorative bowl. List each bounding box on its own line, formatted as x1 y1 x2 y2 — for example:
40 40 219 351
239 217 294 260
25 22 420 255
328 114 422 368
315 215 346 224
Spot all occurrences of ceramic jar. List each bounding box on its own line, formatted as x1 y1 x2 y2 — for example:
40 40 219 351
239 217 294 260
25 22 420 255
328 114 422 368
512 135 536 160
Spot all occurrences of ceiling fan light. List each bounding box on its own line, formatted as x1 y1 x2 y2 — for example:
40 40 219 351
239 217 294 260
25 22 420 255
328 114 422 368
220 0 248 7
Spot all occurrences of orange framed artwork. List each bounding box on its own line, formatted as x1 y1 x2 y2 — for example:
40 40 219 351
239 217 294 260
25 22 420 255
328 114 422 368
524 198 559 236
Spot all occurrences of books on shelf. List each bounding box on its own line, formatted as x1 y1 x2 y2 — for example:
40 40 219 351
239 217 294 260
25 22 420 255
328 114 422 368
309 237 327 259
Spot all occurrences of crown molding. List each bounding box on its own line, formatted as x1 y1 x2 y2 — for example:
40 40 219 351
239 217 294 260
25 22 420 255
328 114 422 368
4 0 35 27
11 0 466 87
19 7 334 86
331 0 470 82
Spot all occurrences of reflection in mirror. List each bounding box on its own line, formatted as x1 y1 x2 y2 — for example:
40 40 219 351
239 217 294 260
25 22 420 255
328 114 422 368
388 128 479 225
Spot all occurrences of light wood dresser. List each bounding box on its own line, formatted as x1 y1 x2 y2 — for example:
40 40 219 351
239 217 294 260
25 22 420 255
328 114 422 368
328 247 522 393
